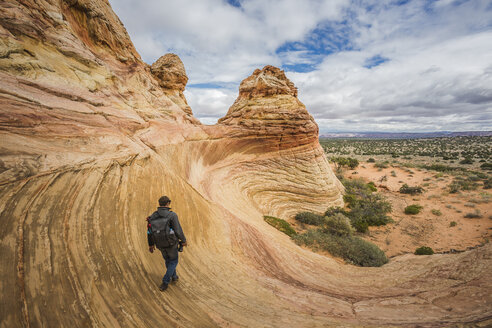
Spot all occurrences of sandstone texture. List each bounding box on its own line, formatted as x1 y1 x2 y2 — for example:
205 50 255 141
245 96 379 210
150 53 193 116
0 1 491 327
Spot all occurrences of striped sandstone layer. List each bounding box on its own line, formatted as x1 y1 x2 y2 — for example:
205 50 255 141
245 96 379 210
0 1 491 327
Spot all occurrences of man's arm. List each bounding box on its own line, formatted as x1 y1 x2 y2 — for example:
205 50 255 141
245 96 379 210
147 217 155 252
171 213 187 244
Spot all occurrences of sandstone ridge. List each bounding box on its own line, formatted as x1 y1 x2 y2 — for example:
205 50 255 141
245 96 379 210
1 1 491 327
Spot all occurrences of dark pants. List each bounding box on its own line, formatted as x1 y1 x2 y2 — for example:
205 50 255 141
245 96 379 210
160 247 179 285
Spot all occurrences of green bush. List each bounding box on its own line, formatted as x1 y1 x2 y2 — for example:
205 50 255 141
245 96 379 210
324 207 347 217
464 211 482 219
346 193 392 226
374 161 389 169
330 156 359 171
449 221 457 227
293 229 388 267
264 216 297 237
404 204 423 215
367 181 377 192
351 218 369 233
484 178 492 189
415 246 434 255
367 158 376 163
449 178 479 193
431 209 442 216
295 212 324 226
322 213 353 236
480 163 492 170
459 157 474 165
340 178 392 232
399 184 424 195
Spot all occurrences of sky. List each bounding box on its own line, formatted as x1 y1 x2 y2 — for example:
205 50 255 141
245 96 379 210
109 0 492 133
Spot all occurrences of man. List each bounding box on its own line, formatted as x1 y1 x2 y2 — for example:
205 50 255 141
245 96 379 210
147 196 187 291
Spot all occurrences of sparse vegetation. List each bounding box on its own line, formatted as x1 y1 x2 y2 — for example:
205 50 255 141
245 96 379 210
450 221 457 227
399 184 424 195
293 229 388 267
264 216 297 237
464 211 482 219
414 246 434 255
374 161 389 169
341 178 392 232
404 204 423 215
330 156 359 171
295 212 324 226
431 209 442 216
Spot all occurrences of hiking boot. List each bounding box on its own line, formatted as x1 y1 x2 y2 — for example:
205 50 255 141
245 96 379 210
171 276 179 283
159 283 168 291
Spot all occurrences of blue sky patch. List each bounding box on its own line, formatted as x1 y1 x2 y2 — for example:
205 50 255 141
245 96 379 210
364 55 390 68
275 19 356 72
226 0 241 8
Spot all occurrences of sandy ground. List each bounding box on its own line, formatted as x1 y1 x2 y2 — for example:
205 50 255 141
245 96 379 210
336 162 492 257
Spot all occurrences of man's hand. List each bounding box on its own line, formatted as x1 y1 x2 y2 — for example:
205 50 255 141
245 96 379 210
181 241 188 247
149 246 155 253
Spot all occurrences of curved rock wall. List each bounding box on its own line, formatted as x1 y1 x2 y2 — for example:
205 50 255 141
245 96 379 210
1 1 491 327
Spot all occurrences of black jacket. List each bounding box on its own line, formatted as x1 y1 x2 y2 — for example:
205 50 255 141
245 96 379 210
147 207 186 247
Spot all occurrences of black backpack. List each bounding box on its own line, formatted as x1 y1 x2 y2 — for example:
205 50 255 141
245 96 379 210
149 213 178 249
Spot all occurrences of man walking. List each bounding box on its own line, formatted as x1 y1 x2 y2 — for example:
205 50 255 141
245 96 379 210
147 196 187 291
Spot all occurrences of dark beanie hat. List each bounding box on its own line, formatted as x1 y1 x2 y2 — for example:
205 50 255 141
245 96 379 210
159 196 171 206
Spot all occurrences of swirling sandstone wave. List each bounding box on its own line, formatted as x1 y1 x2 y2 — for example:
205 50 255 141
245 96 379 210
0 1 491 327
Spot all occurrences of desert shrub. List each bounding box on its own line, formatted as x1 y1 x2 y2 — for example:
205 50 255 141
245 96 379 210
322 213 354 236
420 164 458 172
404 204 423 215
431 209 442 216
293 229 388 267
415 246 434 255
324 207 347 217
351 218 369 233
450 221 457 227
459 157 474 165
342 178 374 198
264 216 297 237
390 170 397 177
367 158 376 163
374 161 389 169
346 193 392 229
341 178 392 232
464 211 482 219
331 156 359 171
480 163 492 170
367 181 377 192
399 184 424 195
449 178 479 193
295 212 324 226
484 178 492 189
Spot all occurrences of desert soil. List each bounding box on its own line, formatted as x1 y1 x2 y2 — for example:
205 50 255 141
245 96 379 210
335 162 492 257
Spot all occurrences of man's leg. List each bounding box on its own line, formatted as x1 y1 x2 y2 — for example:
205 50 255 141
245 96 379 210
162 256 178 285
161 248 179 286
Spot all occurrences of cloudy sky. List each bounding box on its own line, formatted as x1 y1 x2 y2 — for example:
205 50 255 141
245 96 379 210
110 0 492 132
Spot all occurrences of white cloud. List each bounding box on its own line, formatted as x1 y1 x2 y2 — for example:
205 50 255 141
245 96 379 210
110 0 492 132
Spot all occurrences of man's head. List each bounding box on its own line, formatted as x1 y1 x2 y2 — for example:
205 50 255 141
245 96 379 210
159 196 171 207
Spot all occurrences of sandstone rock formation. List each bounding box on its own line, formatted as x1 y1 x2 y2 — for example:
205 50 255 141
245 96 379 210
150 53 193 116
1 0 491 327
